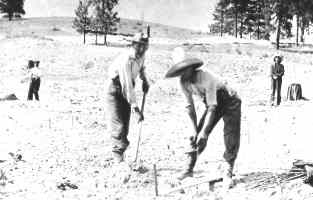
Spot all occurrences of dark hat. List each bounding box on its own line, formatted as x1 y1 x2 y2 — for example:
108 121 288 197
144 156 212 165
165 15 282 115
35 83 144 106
28 60 34 69
273 55 283 62
35 61 40 66
165 58 203 78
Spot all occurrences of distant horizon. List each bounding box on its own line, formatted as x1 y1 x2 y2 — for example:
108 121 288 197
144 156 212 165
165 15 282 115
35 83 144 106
23 0 218 31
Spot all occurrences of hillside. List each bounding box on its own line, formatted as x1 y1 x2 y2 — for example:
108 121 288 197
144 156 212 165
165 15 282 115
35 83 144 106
0 17 203 39
24 0 218 30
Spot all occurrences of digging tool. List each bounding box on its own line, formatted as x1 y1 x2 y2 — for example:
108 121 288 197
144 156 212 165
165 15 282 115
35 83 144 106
134 92 147 164
189 107 209 152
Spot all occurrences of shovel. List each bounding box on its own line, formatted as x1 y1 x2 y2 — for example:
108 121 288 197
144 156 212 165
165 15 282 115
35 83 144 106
134 92 147 164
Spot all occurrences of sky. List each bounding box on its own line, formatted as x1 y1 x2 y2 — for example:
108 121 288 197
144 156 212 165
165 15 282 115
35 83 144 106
24 0 218 31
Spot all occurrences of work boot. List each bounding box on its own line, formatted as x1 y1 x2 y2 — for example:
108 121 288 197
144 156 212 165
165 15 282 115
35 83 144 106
112 151 124 163
222 161 235 189
178 151 197 180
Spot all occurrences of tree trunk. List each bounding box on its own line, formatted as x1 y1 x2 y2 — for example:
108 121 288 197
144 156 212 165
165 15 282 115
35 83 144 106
276 18 281 50
257 6 260 40
257 20 260 40
95 31 98 45
104 33 107 46
240 16 243 38
8 12 13 21
220 10 224 37
235 3 238 38
296 15 299 46
83 30 86 44
83 17 86 44
300 18 305 43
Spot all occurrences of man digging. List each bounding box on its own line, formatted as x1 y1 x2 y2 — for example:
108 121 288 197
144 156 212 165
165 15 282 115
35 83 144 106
106 32 150 163
165 47 241 189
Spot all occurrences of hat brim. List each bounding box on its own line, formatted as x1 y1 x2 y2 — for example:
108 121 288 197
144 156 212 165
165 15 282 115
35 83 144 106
165 58 203 78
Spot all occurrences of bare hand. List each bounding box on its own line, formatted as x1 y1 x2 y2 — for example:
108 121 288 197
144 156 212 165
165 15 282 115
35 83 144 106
134 107 144 123
142 81 150 94
196 132 208 154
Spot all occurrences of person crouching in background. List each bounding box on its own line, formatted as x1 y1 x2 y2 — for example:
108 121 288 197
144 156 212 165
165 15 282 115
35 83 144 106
27 60 42 101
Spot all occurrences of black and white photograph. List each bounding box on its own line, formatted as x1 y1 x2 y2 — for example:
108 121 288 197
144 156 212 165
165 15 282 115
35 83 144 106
0 0 313 199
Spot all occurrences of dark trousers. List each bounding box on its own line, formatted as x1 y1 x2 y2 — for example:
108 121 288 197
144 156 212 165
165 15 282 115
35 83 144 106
271 77 282 105
106 77 131 155
27 78 40 101
189 88 241 165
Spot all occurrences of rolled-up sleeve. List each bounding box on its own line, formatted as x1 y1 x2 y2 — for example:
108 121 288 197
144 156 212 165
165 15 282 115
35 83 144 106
180 81 194 108
204 80 217 107
139 66 148 82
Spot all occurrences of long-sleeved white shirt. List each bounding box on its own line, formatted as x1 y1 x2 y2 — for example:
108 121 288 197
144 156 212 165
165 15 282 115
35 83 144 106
108 48 146 108
29 67 42 79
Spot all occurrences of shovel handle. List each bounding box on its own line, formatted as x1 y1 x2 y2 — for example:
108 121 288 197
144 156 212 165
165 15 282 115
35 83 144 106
141 92 147 113
134 93 147 163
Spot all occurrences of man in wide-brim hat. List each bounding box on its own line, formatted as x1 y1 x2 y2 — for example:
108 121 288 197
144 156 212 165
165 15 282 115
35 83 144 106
270 54 285 106
106 32 150 163
165 47 242 189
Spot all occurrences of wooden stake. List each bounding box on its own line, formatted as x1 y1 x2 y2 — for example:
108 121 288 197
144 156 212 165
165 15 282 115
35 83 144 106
49 118 51 129
153 164 159 196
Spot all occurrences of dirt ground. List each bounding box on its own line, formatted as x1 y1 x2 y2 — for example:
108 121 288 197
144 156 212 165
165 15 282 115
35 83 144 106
0 19 313 200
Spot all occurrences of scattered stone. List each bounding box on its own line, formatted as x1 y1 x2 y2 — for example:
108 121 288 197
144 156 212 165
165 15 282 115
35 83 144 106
132 165 149 174
57 181 78 191
0 94 18 101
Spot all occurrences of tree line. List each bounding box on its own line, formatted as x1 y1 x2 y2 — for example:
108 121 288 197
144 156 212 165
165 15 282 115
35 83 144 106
210 0 313 49
0 0 25 21
73 0 120 45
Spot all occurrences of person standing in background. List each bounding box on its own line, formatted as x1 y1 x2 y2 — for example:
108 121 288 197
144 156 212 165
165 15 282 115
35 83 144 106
27 60 42 101
270 55 285 106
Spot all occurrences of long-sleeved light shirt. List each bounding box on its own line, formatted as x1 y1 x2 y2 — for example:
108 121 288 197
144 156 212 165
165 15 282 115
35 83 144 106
108 48 147 108
29 67 42 79
180 69 236 108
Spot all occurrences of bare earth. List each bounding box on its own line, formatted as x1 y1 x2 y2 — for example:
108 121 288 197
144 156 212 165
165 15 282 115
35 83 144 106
0 18 313 200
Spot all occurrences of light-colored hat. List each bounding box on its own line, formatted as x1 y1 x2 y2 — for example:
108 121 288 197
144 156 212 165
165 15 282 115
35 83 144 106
131 32 149 44
165 47 203 78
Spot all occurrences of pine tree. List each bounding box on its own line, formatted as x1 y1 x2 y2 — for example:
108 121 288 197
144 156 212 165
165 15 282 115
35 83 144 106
290 0 313 44
90 0 120 46
272 0 293 49
73 0 92 44
0 0 25 21
244 0 272 40
211 0 229 36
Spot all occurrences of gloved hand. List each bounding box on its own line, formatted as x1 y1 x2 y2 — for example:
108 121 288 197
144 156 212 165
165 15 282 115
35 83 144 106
142 80 150 94
196 132 208 154
133 106 144 123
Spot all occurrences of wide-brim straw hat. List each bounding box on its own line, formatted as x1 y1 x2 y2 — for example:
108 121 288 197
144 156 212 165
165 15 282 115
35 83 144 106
129 32 149 44
165 47 203 78
165 58 203 78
